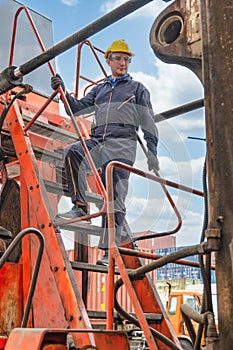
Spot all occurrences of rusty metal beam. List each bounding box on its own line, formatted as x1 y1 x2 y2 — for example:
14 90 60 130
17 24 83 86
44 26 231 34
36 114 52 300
200 0 233 349
150 0 202 81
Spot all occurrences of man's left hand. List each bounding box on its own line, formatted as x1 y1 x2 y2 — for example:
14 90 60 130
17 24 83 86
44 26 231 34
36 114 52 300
147 152 159 172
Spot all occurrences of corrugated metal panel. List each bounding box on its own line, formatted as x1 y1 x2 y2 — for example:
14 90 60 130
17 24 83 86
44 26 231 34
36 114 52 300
68 233 176 316
87 247 159 314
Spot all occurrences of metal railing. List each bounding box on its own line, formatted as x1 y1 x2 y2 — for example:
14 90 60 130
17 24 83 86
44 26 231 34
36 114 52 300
0 228 44 328
8 6 107 225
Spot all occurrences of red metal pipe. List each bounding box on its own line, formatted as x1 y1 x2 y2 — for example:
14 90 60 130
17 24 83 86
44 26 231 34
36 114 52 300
106 160 203 244
105 164 158 347
75 40 107 98
105 160 208 338
118 247 215 270
9 6 55 77
107 161 203 196
23 90 58 133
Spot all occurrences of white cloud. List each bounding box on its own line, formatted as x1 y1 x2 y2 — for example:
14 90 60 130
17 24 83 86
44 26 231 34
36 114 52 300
126 182 204 246
131 60 204 154
61 0 79 6
100 0 125 13
167 156 204 187
100 0 168 19
132 60 203 113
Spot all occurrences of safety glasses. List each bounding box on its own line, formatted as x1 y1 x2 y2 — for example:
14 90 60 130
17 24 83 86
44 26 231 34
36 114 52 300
109 54 132 63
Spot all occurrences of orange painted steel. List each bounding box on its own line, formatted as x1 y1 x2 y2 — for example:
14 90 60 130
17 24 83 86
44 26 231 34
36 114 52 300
0 337 7 350
0 263 23 336
23 91 59 133
4 328 130 350
3 9 108 346
0 228 44 328
42 345 67 350
6 101 95 346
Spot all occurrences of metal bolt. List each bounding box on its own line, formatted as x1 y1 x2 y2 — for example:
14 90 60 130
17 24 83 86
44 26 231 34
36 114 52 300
217 216 224 224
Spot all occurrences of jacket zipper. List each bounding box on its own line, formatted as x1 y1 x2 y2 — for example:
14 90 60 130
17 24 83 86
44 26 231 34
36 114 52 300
117 95 135 110
102 85 114 143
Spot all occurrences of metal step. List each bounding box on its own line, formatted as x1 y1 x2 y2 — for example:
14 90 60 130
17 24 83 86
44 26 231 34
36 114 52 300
87 310 163 324
23 114 78 144
56 221 103 237
33 145 64 164
44 179 104 205
71 260 122 274
44 179 69 196
55 219 129 243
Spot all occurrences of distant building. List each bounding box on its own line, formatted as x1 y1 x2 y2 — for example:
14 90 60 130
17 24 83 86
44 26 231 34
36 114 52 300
155 246 216 283
134 231 215 283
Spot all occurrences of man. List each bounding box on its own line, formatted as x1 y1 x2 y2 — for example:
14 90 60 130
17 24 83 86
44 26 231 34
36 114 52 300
51 40 159 265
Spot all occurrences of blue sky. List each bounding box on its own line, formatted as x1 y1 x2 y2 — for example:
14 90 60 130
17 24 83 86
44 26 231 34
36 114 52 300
15 0 206 248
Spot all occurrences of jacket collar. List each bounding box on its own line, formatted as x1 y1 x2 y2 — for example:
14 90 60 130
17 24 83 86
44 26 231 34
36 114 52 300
105 73 131 85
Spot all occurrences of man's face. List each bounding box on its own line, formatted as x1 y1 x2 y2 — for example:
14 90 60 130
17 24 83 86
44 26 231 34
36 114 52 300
106 52 132 78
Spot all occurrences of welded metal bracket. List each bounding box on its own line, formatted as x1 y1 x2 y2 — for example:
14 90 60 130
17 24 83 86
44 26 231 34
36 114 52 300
205 228 221 251
205 228 221 239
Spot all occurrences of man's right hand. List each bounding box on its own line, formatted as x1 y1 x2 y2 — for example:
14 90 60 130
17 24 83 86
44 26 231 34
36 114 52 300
51 74 65 91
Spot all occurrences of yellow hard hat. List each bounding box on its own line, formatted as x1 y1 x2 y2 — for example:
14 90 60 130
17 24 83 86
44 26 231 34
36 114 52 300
104 40 135 59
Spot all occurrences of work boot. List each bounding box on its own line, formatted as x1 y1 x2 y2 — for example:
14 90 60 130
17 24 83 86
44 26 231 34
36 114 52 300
56 205 91 223
96 250 109 266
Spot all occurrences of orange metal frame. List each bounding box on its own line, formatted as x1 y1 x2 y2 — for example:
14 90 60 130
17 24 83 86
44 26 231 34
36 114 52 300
4 328 130 350
2 7 107 347
105 161 204 349
8 4 107 224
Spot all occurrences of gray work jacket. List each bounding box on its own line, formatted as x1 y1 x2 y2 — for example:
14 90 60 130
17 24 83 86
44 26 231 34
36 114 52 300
66 75 158 164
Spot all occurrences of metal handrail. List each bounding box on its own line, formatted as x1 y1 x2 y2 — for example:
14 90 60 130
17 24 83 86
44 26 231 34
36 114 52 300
136 134 182 241
8 6 107 224
0 228 44 327
106 160 203 254
105 161 204 331
75 40 107 98
9 6 55 75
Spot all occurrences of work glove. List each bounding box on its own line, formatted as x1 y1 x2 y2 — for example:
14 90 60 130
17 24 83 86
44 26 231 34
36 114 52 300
147 151 160 172
51 73 65 91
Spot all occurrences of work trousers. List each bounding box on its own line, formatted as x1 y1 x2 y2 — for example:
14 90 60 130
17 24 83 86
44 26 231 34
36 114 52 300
64 138 132 249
